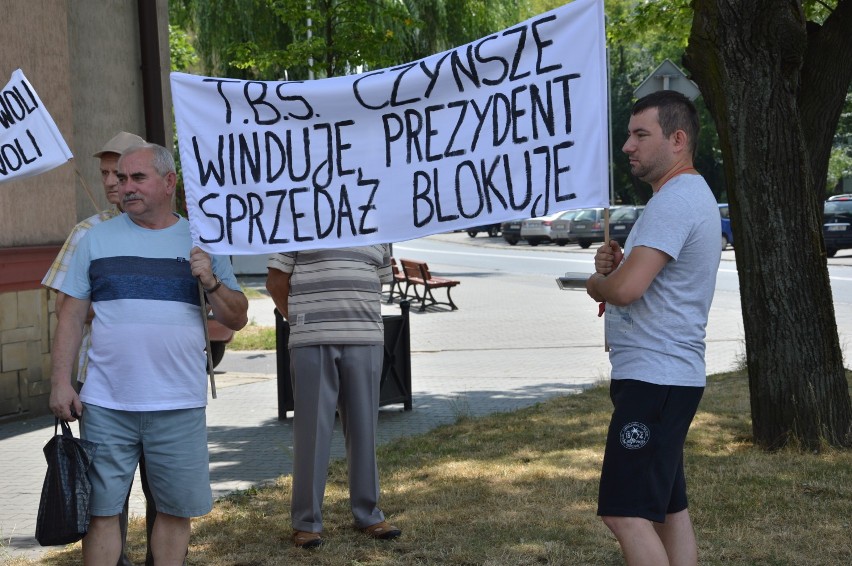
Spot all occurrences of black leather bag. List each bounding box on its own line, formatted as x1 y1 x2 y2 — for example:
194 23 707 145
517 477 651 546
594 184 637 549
35 418 98 546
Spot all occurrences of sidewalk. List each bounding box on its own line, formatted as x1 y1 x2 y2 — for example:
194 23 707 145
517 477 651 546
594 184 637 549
0 258 746 562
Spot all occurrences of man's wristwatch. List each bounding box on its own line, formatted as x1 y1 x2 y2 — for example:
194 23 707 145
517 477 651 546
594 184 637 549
203 276 223 294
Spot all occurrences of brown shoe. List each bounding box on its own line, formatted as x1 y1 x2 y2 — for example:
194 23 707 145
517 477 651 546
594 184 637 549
292 530 323 548
361 521 402 540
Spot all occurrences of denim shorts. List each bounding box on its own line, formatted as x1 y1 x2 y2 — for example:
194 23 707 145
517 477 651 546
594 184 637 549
81 403 213 518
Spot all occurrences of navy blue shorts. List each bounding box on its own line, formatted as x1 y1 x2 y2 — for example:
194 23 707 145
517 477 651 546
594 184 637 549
597 379 703 523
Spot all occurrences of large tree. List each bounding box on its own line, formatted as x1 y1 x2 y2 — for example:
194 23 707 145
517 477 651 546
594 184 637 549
684 0 852 449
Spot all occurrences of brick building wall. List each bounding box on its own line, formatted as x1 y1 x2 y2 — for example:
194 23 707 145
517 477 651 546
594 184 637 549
0 289 53 416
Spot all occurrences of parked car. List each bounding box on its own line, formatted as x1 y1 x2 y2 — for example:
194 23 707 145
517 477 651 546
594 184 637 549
719 203 734 250
521 211 573 246
608 205 645 246
466 223 501 238
569 207 609 248
827 194 852 201
823 199 852 257
550 209 581 246
501 218 524 245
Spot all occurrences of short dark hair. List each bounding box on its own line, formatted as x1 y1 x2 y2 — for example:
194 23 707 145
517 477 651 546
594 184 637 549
632 90 700 157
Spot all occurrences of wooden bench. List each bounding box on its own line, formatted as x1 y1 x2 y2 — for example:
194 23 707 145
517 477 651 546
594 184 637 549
399 258 460 312
385 257 409 304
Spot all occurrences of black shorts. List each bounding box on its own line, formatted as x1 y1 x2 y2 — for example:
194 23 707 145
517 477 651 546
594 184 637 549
597 379 703 523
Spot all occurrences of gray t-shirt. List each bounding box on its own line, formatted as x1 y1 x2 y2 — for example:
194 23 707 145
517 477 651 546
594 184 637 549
606 174 721 387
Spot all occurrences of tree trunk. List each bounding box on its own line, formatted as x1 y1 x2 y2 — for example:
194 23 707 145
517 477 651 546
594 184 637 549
684 0 852 450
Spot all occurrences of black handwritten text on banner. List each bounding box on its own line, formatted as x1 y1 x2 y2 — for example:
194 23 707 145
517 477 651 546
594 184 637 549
171 0 607 254
0 69 73 184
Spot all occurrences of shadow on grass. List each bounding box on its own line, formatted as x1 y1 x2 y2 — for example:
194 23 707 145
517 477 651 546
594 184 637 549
25 372 852 566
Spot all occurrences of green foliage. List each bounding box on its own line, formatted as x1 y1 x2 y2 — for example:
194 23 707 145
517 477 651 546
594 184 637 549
605 0 725 203
170 0 542 81
831 89 852 193
441 0 530 50
804 0 835 22
173 136 188 218
825 87 852 193
169 0 296 79
607 0 691 64
265 0 420 78
838 89 852 147
828 146 852 192
169 24 198 72
380 0 541 64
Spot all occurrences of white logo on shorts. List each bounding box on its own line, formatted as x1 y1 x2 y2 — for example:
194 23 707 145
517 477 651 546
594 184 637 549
619 422 650 449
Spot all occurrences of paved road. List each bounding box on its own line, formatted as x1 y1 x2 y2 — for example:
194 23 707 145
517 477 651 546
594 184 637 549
0 233 803 561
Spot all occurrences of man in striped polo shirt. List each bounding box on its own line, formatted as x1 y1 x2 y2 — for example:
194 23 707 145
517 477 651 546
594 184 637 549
267 246 401 548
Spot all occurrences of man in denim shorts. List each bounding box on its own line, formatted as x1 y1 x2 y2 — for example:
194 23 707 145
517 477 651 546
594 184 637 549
48 143 249 565
42 130 153 566
586 91 721 566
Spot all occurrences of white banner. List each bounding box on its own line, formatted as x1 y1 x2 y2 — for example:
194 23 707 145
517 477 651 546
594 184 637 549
172 0 607 255
0 69 73 184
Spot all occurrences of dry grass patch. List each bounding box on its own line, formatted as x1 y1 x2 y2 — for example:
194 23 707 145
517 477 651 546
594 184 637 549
16 371 852 565
229 323 276 351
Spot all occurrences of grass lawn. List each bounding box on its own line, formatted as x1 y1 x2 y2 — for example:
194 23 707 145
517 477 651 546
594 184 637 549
228 323 276 350
15 371 851 565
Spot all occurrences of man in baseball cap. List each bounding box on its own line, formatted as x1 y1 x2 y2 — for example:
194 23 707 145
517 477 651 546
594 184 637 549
90 131 146 210
44 130 146 339
93 131 145 157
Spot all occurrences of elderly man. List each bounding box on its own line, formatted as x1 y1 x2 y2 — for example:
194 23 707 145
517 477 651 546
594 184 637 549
267 246 401 549
49 143 248 565
42 131 148 566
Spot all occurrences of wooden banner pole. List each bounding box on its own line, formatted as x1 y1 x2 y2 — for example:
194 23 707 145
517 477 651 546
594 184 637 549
73 167 101 214
197 281 217 399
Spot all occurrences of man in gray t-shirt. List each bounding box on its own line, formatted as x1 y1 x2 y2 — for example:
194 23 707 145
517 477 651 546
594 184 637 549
607 173 721 387
586 90 721 566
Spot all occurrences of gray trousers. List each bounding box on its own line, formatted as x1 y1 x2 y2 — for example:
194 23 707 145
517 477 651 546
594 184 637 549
289 344 385 532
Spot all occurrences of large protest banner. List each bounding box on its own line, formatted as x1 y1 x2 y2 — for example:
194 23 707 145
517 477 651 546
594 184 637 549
0 69 73 185
172 0 607 255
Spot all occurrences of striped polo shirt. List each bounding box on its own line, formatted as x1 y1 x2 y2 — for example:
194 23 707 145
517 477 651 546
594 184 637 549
267 245 392 348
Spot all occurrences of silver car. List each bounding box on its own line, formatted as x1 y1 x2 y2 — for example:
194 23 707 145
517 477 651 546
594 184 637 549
521 211 575 246
550 209 581 246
